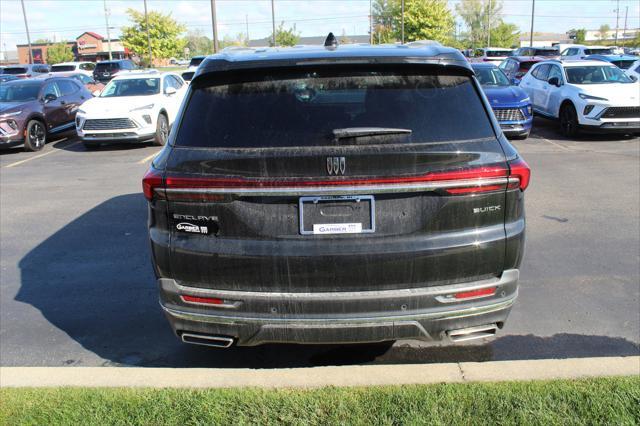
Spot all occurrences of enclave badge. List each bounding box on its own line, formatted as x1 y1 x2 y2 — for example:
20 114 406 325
326 156 346 175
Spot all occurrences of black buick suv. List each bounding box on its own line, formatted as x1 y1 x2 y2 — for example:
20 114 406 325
143 40 530 348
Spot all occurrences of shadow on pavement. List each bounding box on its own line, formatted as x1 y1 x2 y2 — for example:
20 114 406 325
531 117 638 143
16 194 639 368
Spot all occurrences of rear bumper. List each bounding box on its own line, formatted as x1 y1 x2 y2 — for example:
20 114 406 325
159 269 519 346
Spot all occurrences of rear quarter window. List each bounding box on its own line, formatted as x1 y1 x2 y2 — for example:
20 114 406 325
176 68 496 148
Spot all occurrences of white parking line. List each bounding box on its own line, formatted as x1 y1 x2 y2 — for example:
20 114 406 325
3 139 80 168
540 137 572 151
137 151 160 165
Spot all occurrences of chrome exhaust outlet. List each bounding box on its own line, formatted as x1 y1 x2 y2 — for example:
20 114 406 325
447 324 498 342
181 333 235 348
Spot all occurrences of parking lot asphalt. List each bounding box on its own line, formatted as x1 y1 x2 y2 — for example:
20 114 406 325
1 117 638 368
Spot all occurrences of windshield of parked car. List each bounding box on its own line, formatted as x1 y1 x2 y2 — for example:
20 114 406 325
474 67 511 86
3 67 28 75
565 66 633 84
0 81 41 102
177 68 495 148
584 48 614 55
51 65 76 72
100 78 160 97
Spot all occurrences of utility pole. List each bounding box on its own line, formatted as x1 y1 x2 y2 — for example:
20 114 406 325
245 14 249 45
210 0 219 53
143 0 153 66
271 0 276 47
20 0 33 64
529 0 535 49
369 0 373 44
103 0 112 60
401 0 405 43
622 6 628 47
487 0 492 47
614 0 620 46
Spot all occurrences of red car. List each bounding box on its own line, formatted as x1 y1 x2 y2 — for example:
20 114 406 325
0 76 92 151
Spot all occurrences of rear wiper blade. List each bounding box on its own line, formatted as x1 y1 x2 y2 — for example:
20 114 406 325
332 127 412 140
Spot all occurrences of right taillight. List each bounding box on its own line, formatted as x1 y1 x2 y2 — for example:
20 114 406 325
142 168 163 201
508 158 530 191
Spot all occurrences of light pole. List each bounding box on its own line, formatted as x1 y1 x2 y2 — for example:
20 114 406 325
103 0 112 60
271 0 276 47
143 0 153 66
245 14 249 46
622 6 628 47
487 0 492 47
210 0 219 53
529 0 535 49
369 0 373 44
614 0 620 46
20 0 33 64
401 0 405 44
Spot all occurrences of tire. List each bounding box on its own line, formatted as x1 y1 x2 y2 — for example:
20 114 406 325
153 113 169 146
23 120 47 152
559 103 580 138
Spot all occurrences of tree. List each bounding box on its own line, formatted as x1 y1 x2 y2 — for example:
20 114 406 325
568 28 586 44
121 8 187 64
184 29 212 57
456 0 503 48
597 24 611 41
339 29 352 45
269 22 300 47
46 42 74 64
490 22 520 48
372 0 454 44
34 38 52 44
220 33 249 49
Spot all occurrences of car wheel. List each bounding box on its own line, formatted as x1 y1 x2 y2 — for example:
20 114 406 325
559 103 580 138
23 120 46 152
154 113 169 146
512 132 530 140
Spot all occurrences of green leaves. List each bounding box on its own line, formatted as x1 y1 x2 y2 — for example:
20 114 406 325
121 8 187 63
372 0 454 45
269 22 300 47
46 42 74 65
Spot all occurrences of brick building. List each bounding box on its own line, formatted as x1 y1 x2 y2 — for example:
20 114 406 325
17 32 130 64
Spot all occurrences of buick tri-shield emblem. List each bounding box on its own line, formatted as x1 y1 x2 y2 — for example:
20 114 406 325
327 157 346 175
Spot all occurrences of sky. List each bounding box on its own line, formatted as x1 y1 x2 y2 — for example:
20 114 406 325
1 0 639 52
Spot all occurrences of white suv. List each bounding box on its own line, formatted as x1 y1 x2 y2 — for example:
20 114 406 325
50 62 96 77
560 45 614 60
519 60 640 136
76 71 187 148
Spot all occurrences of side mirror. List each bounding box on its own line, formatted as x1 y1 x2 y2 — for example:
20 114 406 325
92 90 101 97
630 75 638 82
548 77 561 87
165 86 177 95
44 93 57 103
511 78 520 86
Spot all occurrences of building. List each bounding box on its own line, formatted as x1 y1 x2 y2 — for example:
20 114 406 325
584 28 639 42
17 32 130 64
518 33 570 48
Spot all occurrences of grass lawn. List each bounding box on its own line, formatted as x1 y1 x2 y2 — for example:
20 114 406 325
1 377 638 425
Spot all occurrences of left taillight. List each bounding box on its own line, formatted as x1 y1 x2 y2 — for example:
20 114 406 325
508 158 531 191
142 168 163 201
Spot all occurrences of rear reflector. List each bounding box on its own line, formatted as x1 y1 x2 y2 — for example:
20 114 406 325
508 158 531 191
181 295 224 305
454 287 496 300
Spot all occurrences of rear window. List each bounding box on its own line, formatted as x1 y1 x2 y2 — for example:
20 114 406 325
486 50 510 57
95 63 119 72
3 67 28 75
534 49 558 57
189 57 205 67
611 60 635 70
176 68 495 148
51 65 76 72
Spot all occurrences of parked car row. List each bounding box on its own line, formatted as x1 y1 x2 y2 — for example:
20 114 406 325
0 70 187 151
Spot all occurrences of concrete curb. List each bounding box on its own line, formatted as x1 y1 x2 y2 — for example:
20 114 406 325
1 356 638 388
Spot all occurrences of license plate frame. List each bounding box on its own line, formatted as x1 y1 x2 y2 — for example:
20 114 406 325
299 195 375 235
